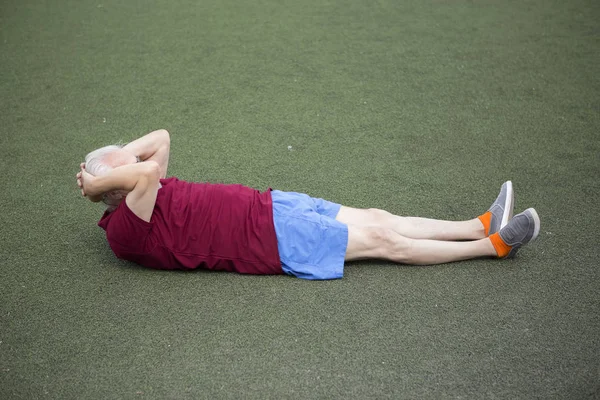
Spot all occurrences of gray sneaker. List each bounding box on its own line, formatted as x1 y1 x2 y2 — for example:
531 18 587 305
488 181 514 235
498 208 541 258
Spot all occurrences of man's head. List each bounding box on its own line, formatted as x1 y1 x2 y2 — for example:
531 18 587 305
84 145 137 210
85 145 137 174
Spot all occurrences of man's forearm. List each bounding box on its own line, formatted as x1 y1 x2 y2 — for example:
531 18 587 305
89 162 157 197
122 129 170 178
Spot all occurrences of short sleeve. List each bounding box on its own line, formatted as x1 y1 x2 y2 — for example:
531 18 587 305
105 201 153 251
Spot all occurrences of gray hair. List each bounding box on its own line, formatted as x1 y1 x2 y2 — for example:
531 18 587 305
84 144 126 212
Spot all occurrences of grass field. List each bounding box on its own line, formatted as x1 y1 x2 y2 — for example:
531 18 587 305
1 0 599 398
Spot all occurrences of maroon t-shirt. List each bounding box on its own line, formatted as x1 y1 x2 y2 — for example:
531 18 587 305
97 177 282 274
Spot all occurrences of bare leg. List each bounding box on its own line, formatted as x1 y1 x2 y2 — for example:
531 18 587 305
345 225 496 265
336 206 485 241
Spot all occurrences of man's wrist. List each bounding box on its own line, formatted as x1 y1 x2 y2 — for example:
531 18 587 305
87 174 109 198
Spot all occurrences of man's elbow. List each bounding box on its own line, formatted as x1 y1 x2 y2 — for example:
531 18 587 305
143 160 162 180
157 129 170 145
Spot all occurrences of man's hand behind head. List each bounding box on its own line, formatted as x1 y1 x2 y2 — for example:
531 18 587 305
76 163 103 202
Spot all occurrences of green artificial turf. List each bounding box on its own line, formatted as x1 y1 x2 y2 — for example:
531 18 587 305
1 0 599 398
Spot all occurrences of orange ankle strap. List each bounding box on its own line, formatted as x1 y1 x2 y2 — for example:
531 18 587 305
489 232 512 258
478 211 492 236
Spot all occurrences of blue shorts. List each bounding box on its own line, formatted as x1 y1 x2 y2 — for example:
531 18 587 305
271 190 348 280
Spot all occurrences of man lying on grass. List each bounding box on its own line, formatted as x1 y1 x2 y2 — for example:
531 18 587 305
76 129 540 280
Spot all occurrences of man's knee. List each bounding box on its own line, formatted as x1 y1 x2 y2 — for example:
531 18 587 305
346 225 412 261
360 226 398 258
367 226 411 261
366 208 395 224
367 208 389 217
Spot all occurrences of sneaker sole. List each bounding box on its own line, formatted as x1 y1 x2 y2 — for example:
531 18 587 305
525 207 541 242
500 180 514 229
